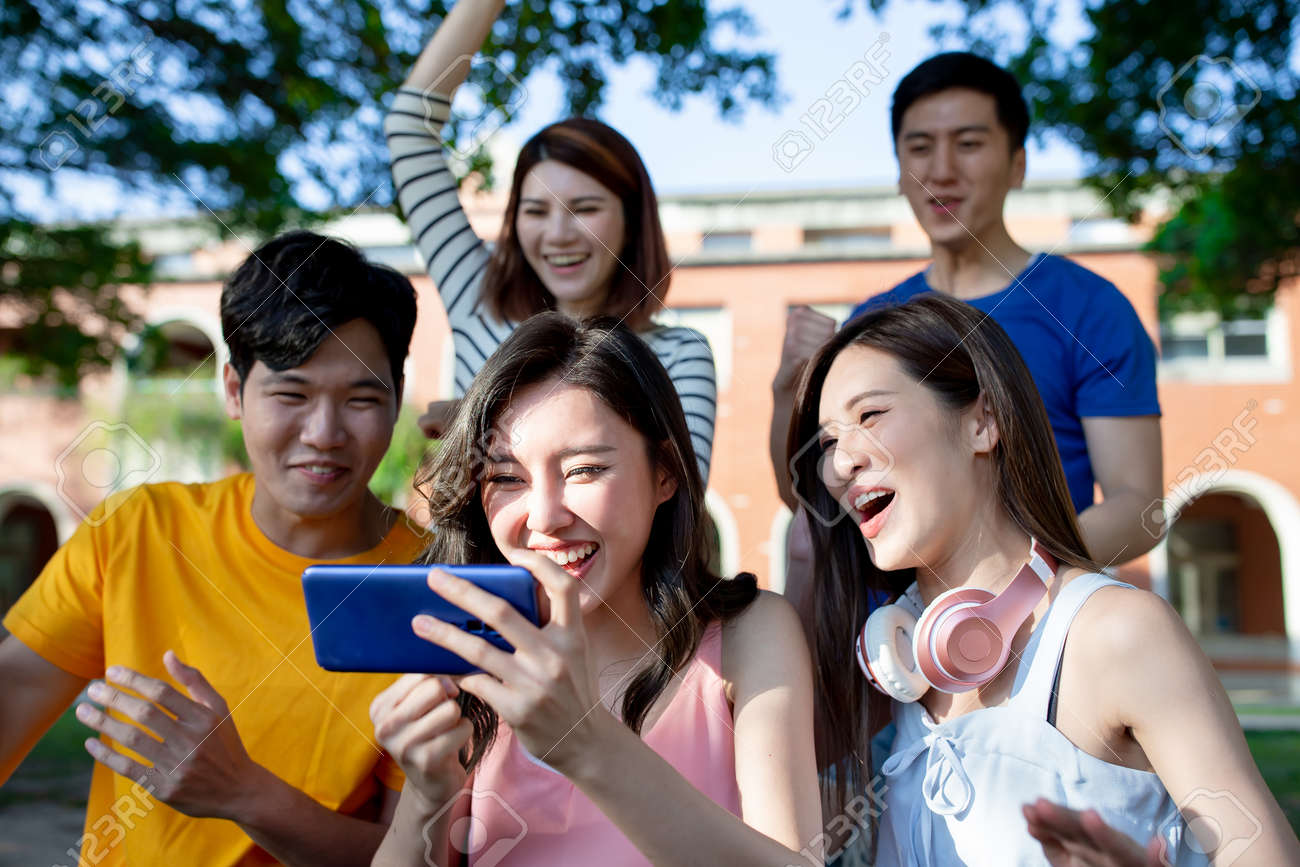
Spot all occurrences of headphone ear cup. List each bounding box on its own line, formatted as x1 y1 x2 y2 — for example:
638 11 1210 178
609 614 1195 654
857 603 929 703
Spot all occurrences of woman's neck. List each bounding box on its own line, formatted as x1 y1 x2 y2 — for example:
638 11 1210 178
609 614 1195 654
555 291 609 321
913 512 1035 606
582 571 661 700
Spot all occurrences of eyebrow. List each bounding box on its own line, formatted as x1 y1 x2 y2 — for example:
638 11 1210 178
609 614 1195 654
520 195 608 206
485 444 617 463
902 125 992 141
263 372 389 390
817 389 896 427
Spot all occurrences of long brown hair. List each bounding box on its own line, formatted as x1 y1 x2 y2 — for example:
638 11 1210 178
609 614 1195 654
787 293 1099 812
481 119 671 329
416 312 756 769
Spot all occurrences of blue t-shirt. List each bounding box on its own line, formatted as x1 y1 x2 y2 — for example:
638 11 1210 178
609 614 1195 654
846 253 1160 513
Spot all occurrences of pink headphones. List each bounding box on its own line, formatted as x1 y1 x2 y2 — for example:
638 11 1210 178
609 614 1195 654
855 538 1058 702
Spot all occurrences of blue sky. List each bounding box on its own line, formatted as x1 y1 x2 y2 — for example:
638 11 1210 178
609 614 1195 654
485 0 1088 194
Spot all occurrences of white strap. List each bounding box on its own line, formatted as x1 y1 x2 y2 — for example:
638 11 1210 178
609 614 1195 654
1009 573 1133 719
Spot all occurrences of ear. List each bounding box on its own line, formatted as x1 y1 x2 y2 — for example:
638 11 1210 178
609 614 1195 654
964 391 1000 456
222 362 243 420
654 460 679 507
1009 147 1026 190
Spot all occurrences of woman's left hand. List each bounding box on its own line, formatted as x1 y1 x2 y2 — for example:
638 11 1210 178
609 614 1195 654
1024 799 1166 867
413 551 608 775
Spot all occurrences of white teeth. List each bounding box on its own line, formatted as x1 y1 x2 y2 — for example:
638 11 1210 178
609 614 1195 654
304 465 338 475
542 543 596 566
854 490 891 510
546 253 588 266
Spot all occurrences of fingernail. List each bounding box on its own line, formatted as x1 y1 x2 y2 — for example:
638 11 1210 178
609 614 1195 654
87 682 107 700
413 614 438 634
106 666 124 681
76 703 95 720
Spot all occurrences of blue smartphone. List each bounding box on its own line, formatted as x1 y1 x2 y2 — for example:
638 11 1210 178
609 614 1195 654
301 564 540 675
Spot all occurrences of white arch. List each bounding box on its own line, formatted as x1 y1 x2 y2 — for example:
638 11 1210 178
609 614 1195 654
0 481 77 544
767 506 795 594
1147 469 1300 645
704 490 742 580
124 306 227 394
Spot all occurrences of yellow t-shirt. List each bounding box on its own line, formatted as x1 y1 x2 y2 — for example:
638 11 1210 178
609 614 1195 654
4 473 424 866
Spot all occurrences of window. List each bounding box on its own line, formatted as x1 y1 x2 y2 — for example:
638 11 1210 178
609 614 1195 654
803 226 891 251
1158 308 1288 382
698 231 752 252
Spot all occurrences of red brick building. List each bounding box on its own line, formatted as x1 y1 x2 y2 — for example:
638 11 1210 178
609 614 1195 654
3 179 1296 681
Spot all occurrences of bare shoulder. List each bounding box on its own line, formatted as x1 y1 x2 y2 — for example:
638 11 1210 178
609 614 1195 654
1066 581 1201 683
722 590 803 645
720 590 811 697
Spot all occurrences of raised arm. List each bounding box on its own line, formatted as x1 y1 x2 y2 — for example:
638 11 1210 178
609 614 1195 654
384 0 511 400
402 0 505 96
770 306 837 510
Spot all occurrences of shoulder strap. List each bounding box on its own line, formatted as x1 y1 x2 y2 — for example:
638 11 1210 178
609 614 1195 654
1010 573 1133 719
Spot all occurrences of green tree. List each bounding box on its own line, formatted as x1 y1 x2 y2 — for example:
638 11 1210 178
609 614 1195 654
2 0 780 384
849 0 1298 318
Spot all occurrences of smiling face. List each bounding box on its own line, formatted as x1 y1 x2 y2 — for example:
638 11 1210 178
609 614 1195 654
515 160 627 318
225 318 399 536
896 88 1025 252
480 380 675 615
816 343 993 571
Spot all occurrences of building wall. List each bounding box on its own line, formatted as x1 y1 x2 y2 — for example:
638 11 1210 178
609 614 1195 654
4 183 1299 650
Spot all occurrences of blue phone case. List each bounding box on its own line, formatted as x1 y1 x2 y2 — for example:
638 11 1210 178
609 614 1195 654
301 564 539 674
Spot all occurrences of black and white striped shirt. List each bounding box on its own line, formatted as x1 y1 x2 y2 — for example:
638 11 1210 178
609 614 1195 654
384 88 717 481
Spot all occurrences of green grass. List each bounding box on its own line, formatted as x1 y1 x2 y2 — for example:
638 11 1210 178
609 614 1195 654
1246 731 1300 831
1238 705 1300 717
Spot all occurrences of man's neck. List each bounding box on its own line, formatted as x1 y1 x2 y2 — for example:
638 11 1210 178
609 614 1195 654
927 225 1032 300
250 487 394 560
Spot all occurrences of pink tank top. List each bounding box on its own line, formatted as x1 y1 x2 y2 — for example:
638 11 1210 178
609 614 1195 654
466 621 741 865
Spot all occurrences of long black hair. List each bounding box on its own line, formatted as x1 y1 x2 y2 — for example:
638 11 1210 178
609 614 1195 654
788 294 1098 814
416 312 757 768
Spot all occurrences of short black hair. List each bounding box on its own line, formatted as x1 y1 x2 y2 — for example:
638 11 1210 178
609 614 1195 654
891 52 1029 151
220 230 417 388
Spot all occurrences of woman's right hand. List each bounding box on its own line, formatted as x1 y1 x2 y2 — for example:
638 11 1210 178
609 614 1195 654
418 399 461 439
370 674 471 808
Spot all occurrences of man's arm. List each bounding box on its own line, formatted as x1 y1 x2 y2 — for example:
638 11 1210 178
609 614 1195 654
0 634 90 784
74 652 395 867
770 306 837 511
1078 415 1164 565
233 770 396 866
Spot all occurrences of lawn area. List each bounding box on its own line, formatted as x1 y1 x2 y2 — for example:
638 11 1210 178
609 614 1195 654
1246 730 1300 832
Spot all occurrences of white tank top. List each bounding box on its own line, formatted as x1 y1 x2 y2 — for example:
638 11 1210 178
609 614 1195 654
875 573 1210 866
